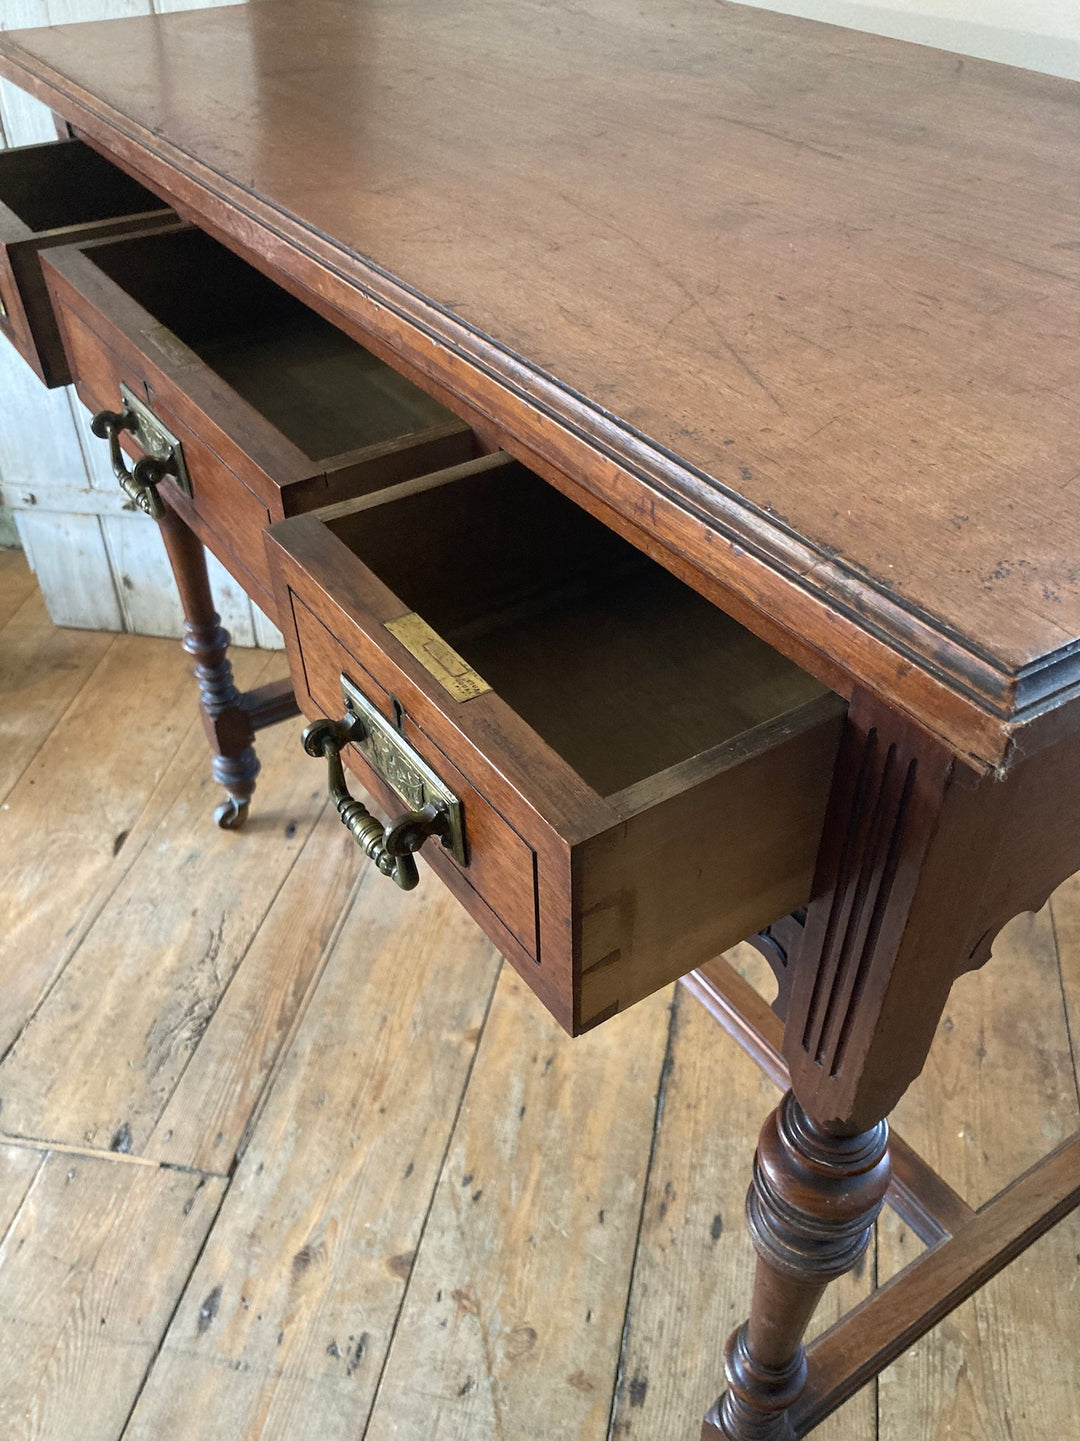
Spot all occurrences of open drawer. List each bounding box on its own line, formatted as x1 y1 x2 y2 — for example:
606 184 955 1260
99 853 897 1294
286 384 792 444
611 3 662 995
0 138 172 386
267 454 846 1034
39 225 475 615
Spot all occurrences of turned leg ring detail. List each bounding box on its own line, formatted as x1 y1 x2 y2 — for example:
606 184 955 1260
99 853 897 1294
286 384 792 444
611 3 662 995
716 1092 890 1440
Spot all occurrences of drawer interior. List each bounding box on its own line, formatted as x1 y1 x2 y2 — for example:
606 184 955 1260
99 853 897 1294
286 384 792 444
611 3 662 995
326 462 828 798
0 140 163 232
80 227 457 461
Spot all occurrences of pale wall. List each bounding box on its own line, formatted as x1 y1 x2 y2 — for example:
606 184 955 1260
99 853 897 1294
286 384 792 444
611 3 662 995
734 0 1079 79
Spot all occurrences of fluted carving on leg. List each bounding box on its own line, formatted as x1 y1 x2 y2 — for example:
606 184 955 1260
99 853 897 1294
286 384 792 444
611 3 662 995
705 696 1079 1440
716 1093 890 1440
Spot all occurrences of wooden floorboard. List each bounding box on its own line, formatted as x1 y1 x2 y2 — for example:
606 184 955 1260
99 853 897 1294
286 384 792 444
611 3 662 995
0 545 39 629
879 904 1080 1440
0 632 259 1061
1 553 1077 1441
123 869 503 1441
609 974 876 1441
0 1142 43 1242
0 1143 225 1441
0 670 314 1155
363 968 671 1441
145 810 363 1174
0 586 114 805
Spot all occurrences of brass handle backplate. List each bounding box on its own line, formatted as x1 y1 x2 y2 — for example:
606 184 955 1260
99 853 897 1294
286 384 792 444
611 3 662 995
91 382 191 521
302 675 466 890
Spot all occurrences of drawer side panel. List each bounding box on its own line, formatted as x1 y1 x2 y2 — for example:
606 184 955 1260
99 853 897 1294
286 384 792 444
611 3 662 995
575 698 845 1030
289 590 547 981
0 230 47 382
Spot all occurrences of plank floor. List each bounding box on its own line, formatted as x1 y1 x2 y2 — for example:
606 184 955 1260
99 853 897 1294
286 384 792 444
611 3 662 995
1 546 1077 1441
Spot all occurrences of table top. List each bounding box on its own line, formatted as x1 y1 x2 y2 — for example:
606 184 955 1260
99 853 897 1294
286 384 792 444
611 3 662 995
1 0 1076 769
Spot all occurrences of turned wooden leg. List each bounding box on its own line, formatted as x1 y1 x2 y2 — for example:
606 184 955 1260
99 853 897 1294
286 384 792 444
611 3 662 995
157 504 259 828
708 690 1079 1438
718 1096 889 1439
712 693 950 1438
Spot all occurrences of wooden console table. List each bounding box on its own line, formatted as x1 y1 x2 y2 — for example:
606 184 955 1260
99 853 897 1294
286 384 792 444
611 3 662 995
0 4 1076 1436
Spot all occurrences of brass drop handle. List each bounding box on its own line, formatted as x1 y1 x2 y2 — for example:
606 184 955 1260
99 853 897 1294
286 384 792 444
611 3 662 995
302 713 452 890
91 405 170 520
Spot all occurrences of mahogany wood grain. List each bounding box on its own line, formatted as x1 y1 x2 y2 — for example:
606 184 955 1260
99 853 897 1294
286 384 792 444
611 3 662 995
39 226 475 595
786 697 1080 1134
710 691 1079 1437
721 1093 892 1440
289 591 546 987
0 137 170 385
702 1137 1079 1440
156 503 261 825
33 214 478 821
240 675 301 733
576 708 843 1027
267 460 847 1033
790 1135 1080 1437
0 10 1076 1435
682 956 976 1249
0 2 1074 766
31 228 283 819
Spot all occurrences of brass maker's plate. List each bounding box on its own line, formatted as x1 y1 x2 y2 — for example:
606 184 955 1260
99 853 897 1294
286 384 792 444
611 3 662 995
385 612 491 702
340 674 467 866
120 381 192 498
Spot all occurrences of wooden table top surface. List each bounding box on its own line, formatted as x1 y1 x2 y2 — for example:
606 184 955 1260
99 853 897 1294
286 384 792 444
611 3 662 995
1 0 1076 767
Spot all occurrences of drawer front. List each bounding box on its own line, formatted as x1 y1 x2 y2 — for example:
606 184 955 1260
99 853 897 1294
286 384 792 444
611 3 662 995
38 224 476 623
54 294 275 609
0 139 171 387
289 589 542 974
267 457 845 1035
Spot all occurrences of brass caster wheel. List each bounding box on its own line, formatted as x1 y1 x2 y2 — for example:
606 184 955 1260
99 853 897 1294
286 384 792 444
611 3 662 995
214 796 250 830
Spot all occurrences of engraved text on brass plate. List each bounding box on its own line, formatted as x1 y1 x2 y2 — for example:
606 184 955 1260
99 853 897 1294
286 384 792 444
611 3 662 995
385 612 491 702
